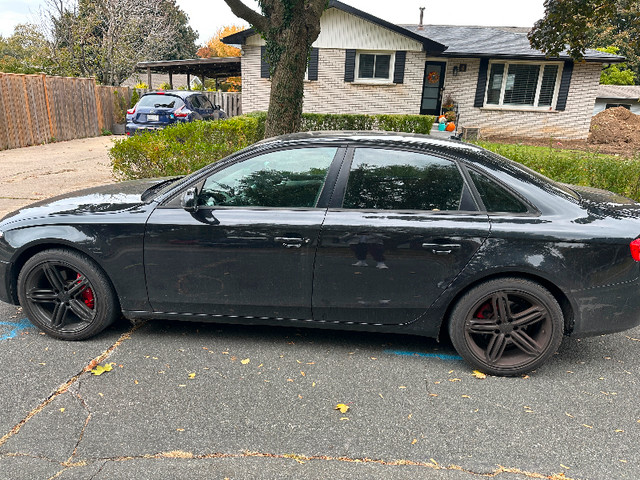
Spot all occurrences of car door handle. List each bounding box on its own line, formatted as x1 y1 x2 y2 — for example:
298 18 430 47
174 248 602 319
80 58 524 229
422 243 461 255
275 237 309 248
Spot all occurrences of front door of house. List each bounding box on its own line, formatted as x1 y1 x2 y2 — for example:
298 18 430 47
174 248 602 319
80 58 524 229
420 62 446 115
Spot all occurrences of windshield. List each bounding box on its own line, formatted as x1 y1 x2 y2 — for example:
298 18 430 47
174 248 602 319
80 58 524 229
137 94 185 109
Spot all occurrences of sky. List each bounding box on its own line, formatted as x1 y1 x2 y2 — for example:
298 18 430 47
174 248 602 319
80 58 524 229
1 0 546 44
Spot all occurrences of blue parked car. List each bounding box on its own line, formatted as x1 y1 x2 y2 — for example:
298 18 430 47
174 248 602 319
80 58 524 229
125 91 226 135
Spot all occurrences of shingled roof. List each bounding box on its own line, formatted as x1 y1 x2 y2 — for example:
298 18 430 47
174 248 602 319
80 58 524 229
224 0 625 63
402 24 625 62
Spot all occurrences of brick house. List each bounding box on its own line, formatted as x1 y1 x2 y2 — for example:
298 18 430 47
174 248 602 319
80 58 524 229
224 0 624 139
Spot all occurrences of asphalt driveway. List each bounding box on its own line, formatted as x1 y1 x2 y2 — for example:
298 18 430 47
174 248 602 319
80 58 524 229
0 137 639 479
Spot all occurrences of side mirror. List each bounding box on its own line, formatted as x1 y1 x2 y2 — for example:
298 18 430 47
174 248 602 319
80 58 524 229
181 187 198 212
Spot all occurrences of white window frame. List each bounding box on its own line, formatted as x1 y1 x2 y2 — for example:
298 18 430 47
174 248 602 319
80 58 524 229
484 60 564 110
355 51 395 84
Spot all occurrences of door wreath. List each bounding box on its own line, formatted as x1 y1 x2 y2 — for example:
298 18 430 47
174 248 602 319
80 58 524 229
427 71 440 84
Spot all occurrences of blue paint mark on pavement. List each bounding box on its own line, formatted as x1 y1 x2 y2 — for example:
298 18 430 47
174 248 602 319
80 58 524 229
384 349 463 361
0 318 35 341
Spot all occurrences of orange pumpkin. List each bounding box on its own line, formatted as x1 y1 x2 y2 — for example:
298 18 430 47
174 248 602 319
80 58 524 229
445 122 455 132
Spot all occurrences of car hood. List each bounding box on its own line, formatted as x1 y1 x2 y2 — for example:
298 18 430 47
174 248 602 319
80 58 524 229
567 184 640 219
0 178 169 226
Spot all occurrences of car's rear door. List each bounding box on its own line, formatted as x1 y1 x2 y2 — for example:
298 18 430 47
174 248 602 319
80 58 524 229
312 146 490 327
144 146 345 320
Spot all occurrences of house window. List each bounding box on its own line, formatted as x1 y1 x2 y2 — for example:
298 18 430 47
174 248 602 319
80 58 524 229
486 61 562 108
356 52 394 82
605 103 631 110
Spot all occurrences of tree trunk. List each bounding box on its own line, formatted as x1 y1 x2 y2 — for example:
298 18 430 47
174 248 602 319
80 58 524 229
264 22 310 138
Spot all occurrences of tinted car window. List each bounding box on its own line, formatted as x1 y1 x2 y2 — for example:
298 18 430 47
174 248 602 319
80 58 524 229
199 147 337 208
198 95 213 109
189 95 202 108
137 95 184 109
469 170 528 213
343 148 464 211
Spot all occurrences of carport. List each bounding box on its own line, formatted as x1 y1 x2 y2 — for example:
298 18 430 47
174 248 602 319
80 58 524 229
134 57 241 90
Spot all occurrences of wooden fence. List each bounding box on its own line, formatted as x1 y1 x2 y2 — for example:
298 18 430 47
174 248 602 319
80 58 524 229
0 73 242 151
0 73 129 150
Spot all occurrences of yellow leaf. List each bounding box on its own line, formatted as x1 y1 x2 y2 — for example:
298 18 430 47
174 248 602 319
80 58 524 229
449 378 461 382
241 358 250 365
583 424 593 429
471 370 486 379
335 403 350 413
411 438 418 445
59 408 65 413
379 393 384 399
461 395 471 398
134 380 139 385
560 464 570 469
300 371 305 376
90 363 114 376
615 429 624 433
188 373 196 379
340 417 349 421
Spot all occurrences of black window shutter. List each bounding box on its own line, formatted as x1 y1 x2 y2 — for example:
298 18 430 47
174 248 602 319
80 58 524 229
260 46 270 79
474 58 489 107
556 61 573 111
344 49 356 82
393 51 406 84
308 48 319 81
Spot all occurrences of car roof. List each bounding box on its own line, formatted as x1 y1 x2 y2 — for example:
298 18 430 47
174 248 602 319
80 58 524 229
255 130 484 153
141 90 201 99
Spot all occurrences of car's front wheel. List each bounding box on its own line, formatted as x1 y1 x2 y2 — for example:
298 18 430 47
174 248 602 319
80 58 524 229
17 249 119 340
449 278 564 376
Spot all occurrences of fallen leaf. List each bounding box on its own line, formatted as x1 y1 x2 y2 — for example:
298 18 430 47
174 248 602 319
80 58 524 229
241 358 250 365
176 428 185 432
312 382 316 387
615 429 624 433
188 373 196 379
583 424 593 429
335 403 350 413
449 378 461 382
560 464 570 469
461 395 471 398
298 395 303 399
399 386 406 389
379 393 384 399
429 393 438 397
471 370 486 379
340 417 349 421
300 371 305 376
90 363 114 376
134 380 139 385
59 408 65 413
411 438 418 445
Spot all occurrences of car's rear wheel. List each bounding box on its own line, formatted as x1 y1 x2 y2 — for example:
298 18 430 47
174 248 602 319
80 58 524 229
17 249 119 340
449 278 564 376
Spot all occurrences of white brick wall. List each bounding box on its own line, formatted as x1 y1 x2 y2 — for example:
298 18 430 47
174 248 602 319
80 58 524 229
241 46 602 140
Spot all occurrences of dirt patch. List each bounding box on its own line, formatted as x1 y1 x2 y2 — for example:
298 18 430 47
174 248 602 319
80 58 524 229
483 107 640 158
588 106 640 147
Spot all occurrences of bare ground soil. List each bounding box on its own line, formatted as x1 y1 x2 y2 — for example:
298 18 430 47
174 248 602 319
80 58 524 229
483 106 640 158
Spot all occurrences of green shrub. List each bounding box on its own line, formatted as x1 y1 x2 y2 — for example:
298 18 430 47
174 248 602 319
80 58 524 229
110 112 433 179
477 141 640 202
109 115 265 179
300 113 433 134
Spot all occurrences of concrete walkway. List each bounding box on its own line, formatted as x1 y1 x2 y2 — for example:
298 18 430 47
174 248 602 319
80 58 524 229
0 136 117 219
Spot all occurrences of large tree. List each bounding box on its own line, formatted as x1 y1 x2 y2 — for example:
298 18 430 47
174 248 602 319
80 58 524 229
39 0 198 85
223 0 328 137
529 0 640 84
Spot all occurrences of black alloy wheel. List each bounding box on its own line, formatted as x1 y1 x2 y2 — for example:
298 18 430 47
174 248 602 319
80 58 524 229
449 278 564 376
18 249 119 340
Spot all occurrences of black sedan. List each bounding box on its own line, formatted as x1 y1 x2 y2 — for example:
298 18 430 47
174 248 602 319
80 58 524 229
1 132 640 375
125 91 226 135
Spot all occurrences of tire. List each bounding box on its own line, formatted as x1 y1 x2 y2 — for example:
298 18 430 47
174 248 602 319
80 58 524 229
17 249 119 340
448 278 564 376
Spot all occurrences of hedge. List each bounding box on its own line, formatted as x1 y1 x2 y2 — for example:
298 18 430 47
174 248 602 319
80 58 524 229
110 112 434 179
477 141 640 202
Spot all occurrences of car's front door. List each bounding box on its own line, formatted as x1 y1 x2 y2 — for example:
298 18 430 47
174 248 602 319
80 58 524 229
144 146 342 319
312 147 490 327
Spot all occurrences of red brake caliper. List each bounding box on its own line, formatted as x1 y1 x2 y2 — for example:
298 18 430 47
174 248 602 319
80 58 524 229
76 274 95 309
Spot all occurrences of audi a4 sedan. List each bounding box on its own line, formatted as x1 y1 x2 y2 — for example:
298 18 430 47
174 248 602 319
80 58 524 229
125 90 226 135
1 132 640 375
